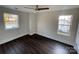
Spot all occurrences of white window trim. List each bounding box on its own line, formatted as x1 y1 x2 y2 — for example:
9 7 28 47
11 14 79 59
57 15 73 36
4 13 19 30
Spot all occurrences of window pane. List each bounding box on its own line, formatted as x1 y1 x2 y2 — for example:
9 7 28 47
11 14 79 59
59 20 64 24
64 20 70 25
58 25 62 31
62 26 69 33
58 25 69 33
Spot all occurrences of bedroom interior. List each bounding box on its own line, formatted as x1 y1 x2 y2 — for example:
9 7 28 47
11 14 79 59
0 5 79 54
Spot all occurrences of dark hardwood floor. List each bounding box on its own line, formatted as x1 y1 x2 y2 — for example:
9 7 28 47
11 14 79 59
0 34 77 54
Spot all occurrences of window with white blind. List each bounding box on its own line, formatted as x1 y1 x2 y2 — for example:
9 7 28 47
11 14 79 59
57 15 72 36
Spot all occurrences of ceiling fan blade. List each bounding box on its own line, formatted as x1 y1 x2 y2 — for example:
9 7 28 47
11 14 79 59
36 8 49 10
24 7 34 9
24 5 49 11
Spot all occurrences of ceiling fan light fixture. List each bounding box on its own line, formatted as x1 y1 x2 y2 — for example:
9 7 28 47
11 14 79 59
15 7 18 9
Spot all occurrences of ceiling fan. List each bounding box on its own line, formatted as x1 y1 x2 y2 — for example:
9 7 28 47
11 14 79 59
24 5 49 11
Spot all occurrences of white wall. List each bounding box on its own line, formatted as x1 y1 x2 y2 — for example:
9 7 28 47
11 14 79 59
0 6 30 44
76 23 79 53
37 8 79 45
29 13 38 35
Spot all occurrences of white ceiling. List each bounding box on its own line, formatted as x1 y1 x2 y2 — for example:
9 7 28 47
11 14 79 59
2 5 79 13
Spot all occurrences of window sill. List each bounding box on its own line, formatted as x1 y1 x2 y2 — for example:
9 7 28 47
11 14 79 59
57 32 70 36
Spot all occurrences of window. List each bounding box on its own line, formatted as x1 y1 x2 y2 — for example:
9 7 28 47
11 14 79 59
4 13 19 29
57 15 72 36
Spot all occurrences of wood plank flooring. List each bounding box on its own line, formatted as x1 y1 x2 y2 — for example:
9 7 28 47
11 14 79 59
0 34 77 54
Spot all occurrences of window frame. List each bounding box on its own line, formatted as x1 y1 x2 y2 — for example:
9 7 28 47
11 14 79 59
4 13 19 30
57 15 73 36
